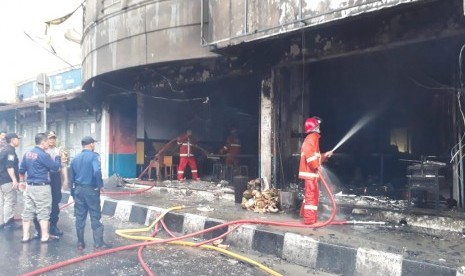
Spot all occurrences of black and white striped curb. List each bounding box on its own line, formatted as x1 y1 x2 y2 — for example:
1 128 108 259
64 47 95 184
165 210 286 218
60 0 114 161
62 193 463 276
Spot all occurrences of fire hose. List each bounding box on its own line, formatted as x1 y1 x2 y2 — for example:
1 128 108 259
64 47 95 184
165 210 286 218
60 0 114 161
22 114 385 275
22 171 346 276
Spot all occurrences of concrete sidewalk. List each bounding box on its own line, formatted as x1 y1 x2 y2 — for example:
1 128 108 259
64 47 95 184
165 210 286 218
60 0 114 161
62 180 465 276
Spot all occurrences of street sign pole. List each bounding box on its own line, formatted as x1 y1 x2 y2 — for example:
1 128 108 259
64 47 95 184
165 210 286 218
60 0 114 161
43 74 47 131
36 73 50 132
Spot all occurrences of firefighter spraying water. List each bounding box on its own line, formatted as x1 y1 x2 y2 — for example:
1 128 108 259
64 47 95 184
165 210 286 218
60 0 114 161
298 113 377 225
298 117 333 224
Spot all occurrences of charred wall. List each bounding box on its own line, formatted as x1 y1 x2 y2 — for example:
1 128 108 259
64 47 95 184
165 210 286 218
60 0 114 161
82 0 218 87
268 0 464 197
206 0 429 48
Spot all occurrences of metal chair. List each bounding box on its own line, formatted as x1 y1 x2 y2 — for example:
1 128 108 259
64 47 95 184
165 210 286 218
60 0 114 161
239 165 248 178
212 163 223 181
223 165 234 183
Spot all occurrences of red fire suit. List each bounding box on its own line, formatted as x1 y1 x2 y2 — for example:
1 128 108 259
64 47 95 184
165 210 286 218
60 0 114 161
177 134 199 181
298 132 325 225
223 134 241 166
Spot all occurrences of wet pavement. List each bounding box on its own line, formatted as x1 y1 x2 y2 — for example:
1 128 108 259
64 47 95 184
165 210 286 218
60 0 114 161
3 177 464 275
102 178 465 271
0 192 333 276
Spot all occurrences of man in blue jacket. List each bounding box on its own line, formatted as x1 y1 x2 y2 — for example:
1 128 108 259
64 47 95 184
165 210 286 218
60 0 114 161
19 133 61 243
70 136 111 250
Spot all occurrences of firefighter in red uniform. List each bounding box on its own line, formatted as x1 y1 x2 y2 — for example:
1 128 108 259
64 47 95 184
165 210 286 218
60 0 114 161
298 117 332 225
221 128 241 166
177 130 200 181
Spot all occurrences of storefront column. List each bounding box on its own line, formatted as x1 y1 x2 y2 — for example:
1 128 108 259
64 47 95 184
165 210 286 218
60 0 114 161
260 73 273 187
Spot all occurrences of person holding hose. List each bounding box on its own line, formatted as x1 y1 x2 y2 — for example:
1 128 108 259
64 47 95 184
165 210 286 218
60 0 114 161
298 117 332 225
220 128 241 166
177 130 200 182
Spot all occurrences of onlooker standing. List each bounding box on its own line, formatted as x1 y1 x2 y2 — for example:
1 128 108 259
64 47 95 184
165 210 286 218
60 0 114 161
19 133 61 243
0 133 21 230
33 130 68 238
0 130 8 152
70 136 111 250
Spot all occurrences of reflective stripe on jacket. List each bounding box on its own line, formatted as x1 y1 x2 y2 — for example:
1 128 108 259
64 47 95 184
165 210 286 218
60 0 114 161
178 136 194 157
224 135 241 155
298 132 321 180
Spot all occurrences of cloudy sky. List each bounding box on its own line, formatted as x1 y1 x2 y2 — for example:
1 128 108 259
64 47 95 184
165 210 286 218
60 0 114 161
0 0 83 103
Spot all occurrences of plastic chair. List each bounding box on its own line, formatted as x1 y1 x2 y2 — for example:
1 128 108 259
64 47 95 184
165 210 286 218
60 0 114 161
148 159 162 180
163 156 177 180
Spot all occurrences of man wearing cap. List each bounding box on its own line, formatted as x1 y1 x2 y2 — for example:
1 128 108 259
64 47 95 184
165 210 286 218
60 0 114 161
33 130 69 238
70 136 111 250
19 133 62 243
0 133 21 230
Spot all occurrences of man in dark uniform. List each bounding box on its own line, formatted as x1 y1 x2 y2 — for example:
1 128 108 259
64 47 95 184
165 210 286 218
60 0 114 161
70 136 111 250
0 133 21 230
19 133 62 243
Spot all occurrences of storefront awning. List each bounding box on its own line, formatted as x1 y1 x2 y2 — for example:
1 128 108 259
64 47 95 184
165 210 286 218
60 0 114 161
0 90 84 112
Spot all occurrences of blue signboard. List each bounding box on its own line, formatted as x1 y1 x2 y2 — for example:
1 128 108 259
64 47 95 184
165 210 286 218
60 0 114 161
18 68 81 100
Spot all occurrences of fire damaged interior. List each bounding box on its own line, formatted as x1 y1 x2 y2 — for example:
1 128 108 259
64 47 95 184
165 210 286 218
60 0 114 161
289 39 459 201
85 64 262 179
268 0 465 209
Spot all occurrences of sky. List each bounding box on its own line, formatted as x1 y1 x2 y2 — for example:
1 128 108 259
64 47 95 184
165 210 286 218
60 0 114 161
0 0 83 103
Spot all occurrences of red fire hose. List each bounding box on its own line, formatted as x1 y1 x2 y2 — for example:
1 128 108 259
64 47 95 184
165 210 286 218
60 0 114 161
23 170 344 276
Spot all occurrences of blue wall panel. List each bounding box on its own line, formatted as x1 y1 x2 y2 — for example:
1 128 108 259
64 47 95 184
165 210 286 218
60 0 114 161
108 153 136 178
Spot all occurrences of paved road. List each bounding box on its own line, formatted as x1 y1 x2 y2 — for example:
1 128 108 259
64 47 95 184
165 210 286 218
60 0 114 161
0 207 334 276
106 181 465 269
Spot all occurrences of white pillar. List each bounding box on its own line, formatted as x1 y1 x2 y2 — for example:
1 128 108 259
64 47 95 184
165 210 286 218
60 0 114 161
260 74 273 186
100 104 110 179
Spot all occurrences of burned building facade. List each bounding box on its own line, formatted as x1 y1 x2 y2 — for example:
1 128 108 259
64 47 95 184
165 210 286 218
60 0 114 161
82 0 465 207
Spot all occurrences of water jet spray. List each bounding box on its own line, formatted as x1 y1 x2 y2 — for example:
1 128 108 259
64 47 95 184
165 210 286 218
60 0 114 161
331 111 379 152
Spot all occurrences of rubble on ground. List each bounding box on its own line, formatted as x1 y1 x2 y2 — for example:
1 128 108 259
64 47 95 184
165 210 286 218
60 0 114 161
327 191 408 210
240 178 280 213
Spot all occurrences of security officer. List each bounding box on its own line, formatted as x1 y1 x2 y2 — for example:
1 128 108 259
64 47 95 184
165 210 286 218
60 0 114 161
0 133 21 230
33 130 68 238
70 136 111 250
19 133 62 243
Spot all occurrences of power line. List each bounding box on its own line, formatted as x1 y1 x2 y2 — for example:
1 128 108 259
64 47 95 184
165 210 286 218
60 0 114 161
23 31 76 68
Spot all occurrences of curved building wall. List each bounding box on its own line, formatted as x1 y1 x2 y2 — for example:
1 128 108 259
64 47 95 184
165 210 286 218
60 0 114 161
82 0 216 85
